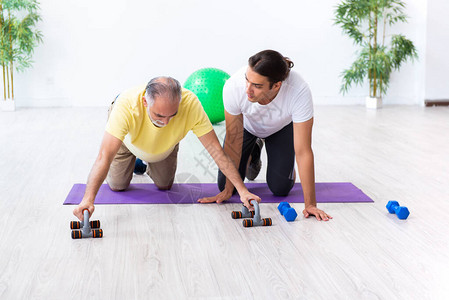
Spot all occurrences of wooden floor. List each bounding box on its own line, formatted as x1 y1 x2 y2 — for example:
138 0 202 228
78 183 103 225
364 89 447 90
0 105 448 300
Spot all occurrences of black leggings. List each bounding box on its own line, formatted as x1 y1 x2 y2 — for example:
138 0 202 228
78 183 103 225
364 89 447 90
218 122 295 196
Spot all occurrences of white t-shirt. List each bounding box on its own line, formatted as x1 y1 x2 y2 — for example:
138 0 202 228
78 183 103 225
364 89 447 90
223 66 314 138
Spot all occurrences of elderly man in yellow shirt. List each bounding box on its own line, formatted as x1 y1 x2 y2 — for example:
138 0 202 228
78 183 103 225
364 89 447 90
73 76 260 221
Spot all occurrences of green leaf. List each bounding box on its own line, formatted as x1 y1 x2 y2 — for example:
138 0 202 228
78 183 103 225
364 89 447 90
334 0 418 97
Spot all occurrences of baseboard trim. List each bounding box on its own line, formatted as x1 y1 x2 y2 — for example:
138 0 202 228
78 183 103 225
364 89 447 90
425 100 449 107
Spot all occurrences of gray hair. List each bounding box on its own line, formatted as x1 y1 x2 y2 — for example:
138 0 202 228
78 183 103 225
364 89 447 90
145 76 182 107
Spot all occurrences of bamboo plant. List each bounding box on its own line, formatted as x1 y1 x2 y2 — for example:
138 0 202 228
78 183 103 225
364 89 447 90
0 0 42 101
334 0 418 98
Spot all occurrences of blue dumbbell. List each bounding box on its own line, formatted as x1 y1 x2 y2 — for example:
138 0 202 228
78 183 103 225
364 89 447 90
277 202 297 222
386 201 410 220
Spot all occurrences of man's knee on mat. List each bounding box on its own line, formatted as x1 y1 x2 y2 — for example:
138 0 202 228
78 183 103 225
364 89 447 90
153 177 174 191
267 180 294 197
156 184 172 190
107 181 130 192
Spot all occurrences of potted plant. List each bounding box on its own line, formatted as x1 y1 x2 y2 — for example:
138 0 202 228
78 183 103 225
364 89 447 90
0 0 43 112
334 0 418 109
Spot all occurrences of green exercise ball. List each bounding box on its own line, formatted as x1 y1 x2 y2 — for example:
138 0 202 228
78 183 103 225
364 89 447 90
184 68 230 124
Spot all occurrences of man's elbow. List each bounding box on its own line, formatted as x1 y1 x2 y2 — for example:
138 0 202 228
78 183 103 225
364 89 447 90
295 147 314 159
96 149 114 165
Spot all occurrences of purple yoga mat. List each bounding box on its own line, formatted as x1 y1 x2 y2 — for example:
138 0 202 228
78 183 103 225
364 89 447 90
63 182 373 205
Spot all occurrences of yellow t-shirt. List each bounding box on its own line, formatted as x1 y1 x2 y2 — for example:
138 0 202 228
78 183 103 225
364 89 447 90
106 85 213 162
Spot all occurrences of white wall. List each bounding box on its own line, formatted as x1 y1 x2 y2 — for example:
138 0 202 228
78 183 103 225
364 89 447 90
425 0 449 100
7 0 438 107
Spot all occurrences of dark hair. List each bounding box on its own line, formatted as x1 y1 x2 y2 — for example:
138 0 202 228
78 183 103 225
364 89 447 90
248 50 294 88
145 76 182 106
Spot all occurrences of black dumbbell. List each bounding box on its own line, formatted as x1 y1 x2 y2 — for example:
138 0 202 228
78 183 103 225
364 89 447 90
241 200 272 228
71 228 103 239
231 205 255 219
70 219 100 229
71 210 103 239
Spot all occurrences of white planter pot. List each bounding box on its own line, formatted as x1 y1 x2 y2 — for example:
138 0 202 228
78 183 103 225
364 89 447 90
365 96 382 109
0 99 16 112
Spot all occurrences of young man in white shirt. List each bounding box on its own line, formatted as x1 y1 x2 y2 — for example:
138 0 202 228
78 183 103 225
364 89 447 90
199 50 332 221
